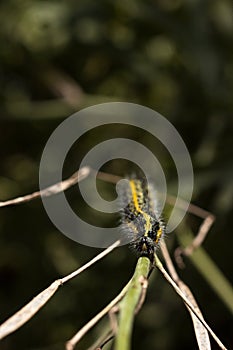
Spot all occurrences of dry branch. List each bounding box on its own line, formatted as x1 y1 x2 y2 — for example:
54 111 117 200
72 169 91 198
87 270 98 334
161 241 211 350
0 166 91 207
66 279 131 350
154 253 227 350
0 240 120 340
0 168 230 349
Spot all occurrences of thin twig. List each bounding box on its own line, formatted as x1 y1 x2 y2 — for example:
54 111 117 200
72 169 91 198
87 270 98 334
165 193 215 267
98 334 115 349
175 224 233 313
161 241 211 350
96 171 122 184
175 213 215 268
0 166 91 208
160 240 179 282
0 240 120 340
134 276 148 314
86 330 114 350
61 240 120 284
154 254 228 350
66 280 132 350
108 306 119 336
0 280 62 341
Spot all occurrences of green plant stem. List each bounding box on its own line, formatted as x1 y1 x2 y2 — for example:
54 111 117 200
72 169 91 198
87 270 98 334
114 257 151 350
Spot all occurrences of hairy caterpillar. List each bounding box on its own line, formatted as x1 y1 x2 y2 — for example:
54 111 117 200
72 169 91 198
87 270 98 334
119 177 166 262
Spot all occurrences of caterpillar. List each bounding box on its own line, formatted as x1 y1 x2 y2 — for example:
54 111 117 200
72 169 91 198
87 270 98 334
119 177 166 262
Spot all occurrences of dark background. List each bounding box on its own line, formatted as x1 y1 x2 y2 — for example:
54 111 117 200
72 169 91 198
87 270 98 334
0 1 232 349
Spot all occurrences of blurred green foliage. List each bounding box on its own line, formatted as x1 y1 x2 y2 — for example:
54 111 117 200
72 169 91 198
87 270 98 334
0 0 233 349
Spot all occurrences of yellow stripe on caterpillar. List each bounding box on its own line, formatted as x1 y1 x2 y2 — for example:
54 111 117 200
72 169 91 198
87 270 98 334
119 177 166 262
